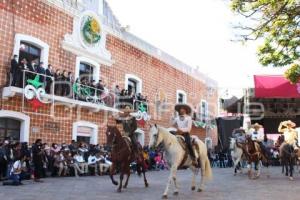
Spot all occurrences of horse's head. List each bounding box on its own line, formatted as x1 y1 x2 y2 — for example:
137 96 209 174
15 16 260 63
106 126 118 147
229 137 236 150
149 124 163 149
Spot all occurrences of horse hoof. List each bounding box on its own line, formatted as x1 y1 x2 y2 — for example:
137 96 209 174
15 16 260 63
234 173 237 176
117 189 122 193
162 195 168 199
191 186 196 191
145 183 149 187
173 191 179 196
197 188 203 192
289 177 294 181
113 181 118 186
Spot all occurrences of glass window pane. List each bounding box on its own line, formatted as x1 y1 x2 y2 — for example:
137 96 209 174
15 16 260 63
29 46 41 56
0 119 6 128
0 129 5 139
7 119 21 129
7 129 20 141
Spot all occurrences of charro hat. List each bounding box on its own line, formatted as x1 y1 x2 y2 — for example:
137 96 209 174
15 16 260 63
175 104 192 115
282 120 296 128
251 123 262 130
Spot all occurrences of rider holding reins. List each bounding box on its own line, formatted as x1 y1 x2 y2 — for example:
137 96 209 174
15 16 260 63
171 104 197 165
278 120 298 152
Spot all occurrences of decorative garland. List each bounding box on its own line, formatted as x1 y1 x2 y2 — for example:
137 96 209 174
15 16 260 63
82 16 101 45
24 75 50 111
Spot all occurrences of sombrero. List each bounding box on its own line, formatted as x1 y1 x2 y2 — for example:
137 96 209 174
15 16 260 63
282 120 296 128
251 123 262 130
175 104 192 115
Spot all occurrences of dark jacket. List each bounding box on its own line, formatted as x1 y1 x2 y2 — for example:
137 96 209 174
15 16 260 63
10 59 18 74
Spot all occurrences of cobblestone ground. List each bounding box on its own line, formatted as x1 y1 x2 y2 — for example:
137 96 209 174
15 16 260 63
0 167 299 200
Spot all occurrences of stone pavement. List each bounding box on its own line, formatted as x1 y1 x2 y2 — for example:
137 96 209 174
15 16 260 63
0 167 299 200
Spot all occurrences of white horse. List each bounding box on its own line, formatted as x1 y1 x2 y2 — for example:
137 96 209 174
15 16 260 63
229 137 244 175
149 124 212 199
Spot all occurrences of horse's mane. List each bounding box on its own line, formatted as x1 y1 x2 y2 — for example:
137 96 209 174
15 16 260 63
157 126 177 141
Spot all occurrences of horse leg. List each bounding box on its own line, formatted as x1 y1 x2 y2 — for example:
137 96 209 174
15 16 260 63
289 159 294 181
140 158 149 187
117 170 124 192
172 169 179 196
162 165 176 199
109 163 118 186
123 165 131 189
247 162 252 179
190 165 196 191
198 158 206 192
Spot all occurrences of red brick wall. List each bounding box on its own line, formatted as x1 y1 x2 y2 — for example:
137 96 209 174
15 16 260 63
0 0 218 145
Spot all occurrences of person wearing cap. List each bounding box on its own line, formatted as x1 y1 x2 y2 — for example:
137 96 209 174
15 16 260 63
278 120 298 151
171 104 197 164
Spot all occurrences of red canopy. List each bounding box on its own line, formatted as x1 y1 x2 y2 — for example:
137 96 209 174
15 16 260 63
254 75 300 98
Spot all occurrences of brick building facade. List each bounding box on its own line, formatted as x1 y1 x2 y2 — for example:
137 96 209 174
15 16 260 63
0 0 218 146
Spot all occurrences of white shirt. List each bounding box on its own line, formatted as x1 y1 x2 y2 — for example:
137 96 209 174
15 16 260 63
250 129 264 141
171 115 192 133
74 155 85 163
10 160 22 175
88 155 97 165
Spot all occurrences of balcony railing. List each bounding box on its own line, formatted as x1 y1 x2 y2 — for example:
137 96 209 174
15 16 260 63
3 70 119 113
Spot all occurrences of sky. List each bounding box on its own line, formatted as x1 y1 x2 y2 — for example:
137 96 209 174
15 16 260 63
106 0 287 97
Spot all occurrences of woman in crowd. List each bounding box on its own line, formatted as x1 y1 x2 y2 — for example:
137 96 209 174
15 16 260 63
65 152 83 178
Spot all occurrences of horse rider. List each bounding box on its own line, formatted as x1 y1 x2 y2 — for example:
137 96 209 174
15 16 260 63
232 127 246 143
249 123 269 158
278 120 298 153
171 104 197 165
112 105 139 158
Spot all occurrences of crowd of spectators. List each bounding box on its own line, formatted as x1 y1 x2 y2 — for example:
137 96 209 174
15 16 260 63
0 139 112 186
0 138 168 186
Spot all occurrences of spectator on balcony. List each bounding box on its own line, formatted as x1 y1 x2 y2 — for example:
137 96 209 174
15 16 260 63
114 85 121 96
37 62 46 83
45 64 54 94
96 80 104 97
61 70 69 97
10 55 18 86
54 69 63 96
15 58 28 88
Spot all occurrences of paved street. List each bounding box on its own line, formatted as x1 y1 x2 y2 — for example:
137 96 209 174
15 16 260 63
0 167 299 200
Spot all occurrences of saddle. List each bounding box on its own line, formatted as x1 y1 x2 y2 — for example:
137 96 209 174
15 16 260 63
176 135 200 168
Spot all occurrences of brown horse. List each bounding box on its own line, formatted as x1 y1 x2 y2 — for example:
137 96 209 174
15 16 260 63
276 135 297 180
106 126 149 192
244 136 270 179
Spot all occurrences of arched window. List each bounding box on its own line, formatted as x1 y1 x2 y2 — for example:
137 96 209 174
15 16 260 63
125 74 142 94
75 57 100 83
13 34 49 66
0 110 30 142
0 118 21 142
176 90 187 104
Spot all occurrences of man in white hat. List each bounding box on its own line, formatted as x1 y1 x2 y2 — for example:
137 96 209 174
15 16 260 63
278 120 298 152
171 104 197 165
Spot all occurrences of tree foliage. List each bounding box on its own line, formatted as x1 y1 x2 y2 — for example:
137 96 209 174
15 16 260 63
231 0 300 67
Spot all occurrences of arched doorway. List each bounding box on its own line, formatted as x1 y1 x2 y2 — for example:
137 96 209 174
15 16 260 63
72 121 98 145
0 110 30 142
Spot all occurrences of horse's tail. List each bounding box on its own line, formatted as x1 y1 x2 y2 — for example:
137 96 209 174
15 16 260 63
204 155 213 181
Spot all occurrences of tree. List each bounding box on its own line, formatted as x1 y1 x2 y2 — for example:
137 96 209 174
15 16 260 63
231 0 300 82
